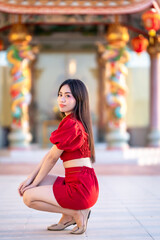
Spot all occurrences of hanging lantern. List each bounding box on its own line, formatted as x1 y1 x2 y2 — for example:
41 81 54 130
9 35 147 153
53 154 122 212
142 8 160 37
131 35 149 54
0 39 4 51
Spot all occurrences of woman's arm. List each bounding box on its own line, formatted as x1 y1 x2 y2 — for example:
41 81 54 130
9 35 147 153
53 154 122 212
21 145 63 194
18 151 52 196
27 151 51 181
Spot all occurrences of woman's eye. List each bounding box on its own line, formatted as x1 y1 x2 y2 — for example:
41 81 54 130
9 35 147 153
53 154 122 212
58 93 71 98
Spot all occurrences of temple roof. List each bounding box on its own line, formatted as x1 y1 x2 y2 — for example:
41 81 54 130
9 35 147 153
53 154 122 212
0 0 154 15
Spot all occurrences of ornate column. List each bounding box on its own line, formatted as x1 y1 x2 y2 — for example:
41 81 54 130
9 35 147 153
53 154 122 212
7 24 35 148
147 36 160 147
97 24 130 149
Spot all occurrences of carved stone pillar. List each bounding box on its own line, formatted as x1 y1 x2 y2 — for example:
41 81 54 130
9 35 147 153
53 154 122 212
7 24 35 148
147 36 160 147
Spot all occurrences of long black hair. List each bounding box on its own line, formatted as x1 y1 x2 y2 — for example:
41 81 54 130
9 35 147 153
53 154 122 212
58 79 95 163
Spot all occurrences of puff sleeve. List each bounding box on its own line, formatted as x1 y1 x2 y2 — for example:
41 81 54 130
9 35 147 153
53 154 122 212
50 118 86 151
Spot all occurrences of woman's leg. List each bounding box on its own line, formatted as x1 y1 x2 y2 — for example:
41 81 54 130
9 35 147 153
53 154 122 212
24 176 74 224
23 185 89 230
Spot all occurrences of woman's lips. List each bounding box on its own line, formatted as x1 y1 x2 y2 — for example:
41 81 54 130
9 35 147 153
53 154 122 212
59 104 66 108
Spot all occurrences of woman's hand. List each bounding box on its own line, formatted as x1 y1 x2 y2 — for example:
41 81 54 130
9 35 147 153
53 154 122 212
20 183 37 195
18 178 33 197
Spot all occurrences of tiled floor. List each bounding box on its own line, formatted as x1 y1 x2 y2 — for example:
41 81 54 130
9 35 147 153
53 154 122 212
0 175 160 240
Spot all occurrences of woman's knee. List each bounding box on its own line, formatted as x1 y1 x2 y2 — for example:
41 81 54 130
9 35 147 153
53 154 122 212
23 190 33 207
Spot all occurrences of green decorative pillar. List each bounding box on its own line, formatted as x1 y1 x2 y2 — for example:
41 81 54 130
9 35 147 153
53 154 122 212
97 24 130 149
7 24 35 148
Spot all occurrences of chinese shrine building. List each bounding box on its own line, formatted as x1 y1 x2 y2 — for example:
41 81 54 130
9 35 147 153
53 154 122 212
0 0 160 151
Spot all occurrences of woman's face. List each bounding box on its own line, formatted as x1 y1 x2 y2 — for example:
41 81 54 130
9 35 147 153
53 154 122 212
57 84 76 115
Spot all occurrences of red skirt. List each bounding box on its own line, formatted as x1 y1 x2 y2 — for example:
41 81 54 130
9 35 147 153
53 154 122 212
53 166 99 210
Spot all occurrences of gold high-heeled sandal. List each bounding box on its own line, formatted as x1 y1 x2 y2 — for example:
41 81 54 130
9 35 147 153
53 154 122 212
71 209 91 234
47 219 76 231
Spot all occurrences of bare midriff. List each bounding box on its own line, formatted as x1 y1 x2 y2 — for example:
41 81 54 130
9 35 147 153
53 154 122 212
63 157 92 168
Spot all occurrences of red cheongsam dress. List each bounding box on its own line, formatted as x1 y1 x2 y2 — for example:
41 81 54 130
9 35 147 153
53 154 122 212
50 113 99 210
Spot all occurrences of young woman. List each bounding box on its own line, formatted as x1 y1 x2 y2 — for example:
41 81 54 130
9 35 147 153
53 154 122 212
18 79 99 234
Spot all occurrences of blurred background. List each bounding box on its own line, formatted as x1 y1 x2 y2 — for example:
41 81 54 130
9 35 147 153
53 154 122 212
0 0 159 163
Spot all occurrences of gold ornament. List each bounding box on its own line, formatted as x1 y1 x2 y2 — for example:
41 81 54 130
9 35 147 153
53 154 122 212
8 23 32 44
105 24 129 45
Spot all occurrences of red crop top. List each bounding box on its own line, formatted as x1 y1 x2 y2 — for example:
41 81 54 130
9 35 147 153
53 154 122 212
50 113 91 162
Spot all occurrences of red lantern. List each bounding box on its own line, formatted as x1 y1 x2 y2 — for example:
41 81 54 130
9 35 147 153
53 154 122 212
142 8 160 36
131 35 148 54
0 39 3 51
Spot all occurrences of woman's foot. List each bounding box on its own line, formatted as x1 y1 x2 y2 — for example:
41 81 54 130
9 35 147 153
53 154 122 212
47 214 76 231
71 209 91 234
